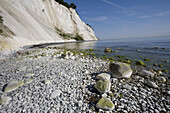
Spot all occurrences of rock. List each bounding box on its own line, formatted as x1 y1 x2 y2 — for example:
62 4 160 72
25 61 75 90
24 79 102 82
24 73 34 77
154 47 160 49
104 48 113 52
43 80 51 84
136 49 141 52
155 76 166 82
153 63 158 66
80 53 84 56
102 93 107 98
70 56 76 60
3 80 24 92
154 109 160 113
61 54 67 58
51 90 62 98
64 55 70 59
109 62 132 78
158 71 163 75
164 60 169 63
78 100 83 107
95 79 111 94
99 109 104 113
96 73 110 80
122 84 131 90
0 96 11 105
139 70 155 78
67 51 73 56
71 76 77 80
166 91 170 96
96 97 114 111
24 79 33 84
136 61 146 66
83 70 89 74
145 81 158 88
144 58 150 61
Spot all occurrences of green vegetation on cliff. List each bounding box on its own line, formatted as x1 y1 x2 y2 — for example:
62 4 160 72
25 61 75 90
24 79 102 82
55 27 84 41
0 15 3 23
0 15 4 35
55 0 76 9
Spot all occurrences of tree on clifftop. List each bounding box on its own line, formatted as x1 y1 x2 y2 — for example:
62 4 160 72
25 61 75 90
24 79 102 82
70 3 76 9
55 0 76 9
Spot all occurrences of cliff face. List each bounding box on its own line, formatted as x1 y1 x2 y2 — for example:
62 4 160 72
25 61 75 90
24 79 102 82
0 0 98 51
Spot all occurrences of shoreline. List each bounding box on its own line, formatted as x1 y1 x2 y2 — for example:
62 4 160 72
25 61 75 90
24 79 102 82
0 47 169 112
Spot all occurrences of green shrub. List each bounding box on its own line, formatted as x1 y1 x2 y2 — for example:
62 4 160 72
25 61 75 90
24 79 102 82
0 29 3 35
55 0 77 9
0 15 3 23
55 27 62 33
86 24 93 30
74 35 84 41
63 2 70 8
70 3 76 9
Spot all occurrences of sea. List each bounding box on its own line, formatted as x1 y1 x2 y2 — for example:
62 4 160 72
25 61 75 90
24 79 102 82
33 36 170 72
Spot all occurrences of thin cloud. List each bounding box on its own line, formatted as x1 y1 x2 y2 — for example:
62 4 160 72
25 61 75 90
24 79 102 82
138 15 150 19
101 0 125 9
155 11 170 17
120 10 137 16
84 16 107 21
101 0 137 16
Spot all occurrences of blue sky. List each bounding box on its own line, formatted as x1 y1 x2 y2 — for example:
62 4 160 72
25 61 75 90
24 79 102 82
64 0 170 39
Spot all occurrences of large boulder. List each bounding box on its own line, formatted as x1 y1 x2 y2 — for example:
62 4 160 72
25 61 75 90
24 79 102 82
3 80 24 92
109 62 132 78
96 97 114 111
95 79 111 94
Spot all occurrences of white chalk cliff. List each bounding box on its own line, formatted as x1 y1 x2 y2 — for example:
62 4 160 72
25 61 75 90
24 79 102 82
0 0 98 51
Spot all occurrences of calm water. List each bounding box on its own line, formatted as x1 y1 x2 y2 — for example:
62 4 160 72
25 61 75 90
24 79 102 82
37 36 170 71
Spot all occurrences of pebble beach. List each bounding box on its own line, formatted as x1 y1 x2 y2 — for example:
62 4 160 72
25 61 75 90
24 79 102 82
0 47 170 113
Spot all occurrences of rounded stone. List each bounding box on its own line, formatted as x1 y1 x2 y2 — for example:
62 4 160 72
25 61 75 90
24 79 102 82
139 70 155 78
155 76 166 82
96 97 114 111
122 84 131 90
166 91 170 96
3 80 24 92
109 62 132 78
0 96 12 105
145 81 158 88
95 79 111 94
96 73 110 80
51 90 62 98
102 93 107 98
43 80 51 84
24 73 34 77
